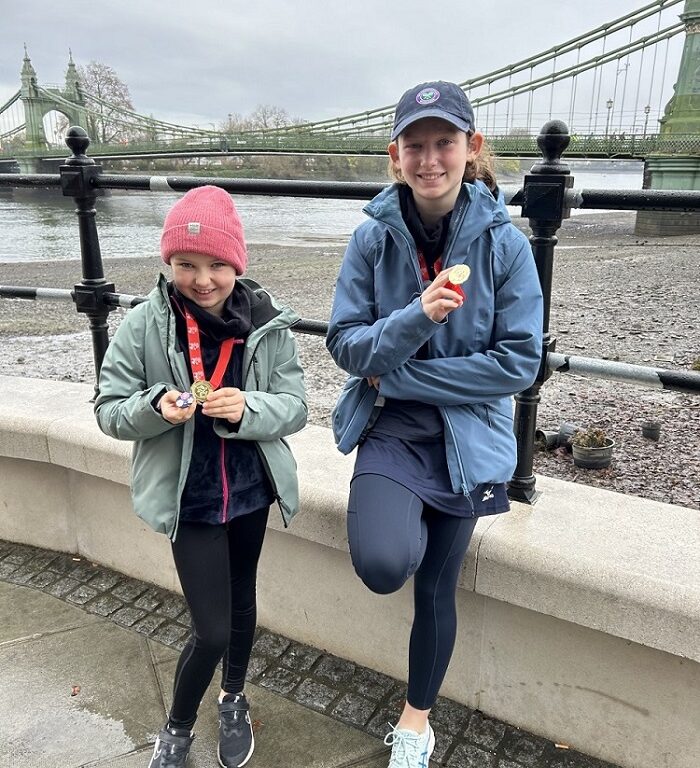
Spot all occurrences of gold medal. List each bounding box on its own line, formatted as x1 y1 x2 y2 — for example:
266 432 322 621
190 380 214 404
447 264 471 285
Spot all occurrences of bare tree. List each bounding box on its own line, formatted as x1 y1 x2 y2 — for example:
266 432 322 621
220 106 306 136
249 104 287 130
78 61 135 144
222 112 255 133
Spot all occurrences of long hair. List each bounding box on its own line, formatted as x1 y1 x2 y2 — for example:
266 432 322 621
387 134 497 192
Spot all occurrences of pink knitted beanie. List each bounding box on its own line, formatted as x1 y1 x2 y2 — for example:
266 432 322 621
160 186 247 274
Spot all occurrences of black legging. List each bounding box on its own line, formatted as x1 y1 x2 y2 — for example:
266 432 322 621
168 507 269 729
347 474 476 710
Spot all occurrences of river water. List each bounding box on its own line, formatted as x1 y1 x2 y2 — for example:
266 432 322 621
0 164 643 263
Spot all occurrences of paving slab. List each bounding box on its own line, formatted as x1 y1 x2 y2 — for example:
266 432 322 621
0 581 100 644
0 617 164 768
84 747 155 767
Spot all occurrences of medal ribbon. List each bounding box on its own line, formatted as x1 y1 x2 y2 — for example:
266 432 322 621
417 249 442 282
184 309 238 389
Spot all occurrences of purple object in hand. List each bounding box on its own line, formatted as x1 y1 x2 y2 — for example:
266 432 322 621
175 392 195 409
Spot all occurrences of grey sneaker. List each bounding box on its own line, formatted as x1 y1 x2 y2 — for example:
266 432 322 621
218 693 254 767
384 722 435 768
148 725 194 768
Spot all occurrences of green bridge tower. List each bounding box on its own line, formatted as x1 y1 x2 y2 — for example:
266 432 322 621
636 0 700 235
19 47 88 154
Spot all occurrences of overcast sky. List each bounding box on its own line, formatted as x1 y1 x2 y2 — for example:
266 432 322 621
0 0 685 129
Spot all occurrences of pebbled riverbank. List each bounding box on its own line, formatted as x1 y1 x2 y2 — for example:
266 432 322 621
1 211 698 509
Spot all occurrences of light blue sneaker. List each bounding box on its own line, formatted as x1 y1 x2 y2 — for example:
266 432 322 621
384 722 435 768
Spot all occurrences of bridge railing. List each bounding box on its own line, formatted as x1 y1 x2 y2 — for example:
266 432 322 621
5 131 700 160
0 121 699 503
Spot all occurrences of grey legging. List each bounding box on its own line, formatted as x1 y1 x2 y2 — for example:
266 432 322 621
347 474 477 710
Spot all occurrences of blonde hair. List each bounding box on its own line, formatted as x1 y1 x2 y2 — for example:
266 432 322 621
387 134 497 192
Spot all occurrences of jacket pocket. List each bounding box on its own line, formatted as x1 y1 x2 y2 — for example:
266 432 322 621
332 377 379 454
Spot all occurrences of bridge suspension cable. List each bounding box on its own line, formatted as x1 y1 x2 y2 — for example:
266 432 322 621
257 0 684 138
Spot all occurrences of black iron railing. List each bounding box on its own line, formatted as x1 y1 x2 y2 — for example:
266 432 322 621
1 123 699 503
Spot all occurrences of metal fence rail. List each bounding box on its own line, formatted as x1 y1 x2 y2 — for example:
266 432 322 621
2 283 698 395
1 121 699 502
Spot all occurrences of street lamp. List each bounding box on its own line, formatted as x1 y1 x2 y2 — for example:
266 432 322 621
643 105 651 137
605 99 614 137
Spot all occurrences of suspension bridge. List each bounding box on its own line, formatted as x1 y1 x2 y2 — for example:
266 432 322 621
0 0 698 163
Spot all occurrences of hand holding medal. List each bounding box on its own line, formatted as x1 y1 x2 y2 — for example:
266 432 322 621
444 264 471 300
421 264 471 323
201 387 246 424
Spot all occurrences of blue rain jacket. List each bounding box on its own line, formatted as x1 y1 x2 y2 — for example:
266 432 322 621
326 180 544 495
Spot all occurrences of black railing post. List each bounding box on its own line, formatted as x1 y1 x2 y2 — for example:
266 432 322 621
59 126 115 392
508 120 572 503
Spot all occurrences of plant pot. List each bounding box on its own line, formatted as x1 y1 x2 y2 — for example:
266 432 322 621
535 429 559 450
557 421 581 452
641 420 661 441
572 438 615 469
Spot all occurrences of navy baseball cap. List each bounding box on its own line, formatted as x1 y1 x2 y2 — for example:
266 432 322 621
391 81 475 141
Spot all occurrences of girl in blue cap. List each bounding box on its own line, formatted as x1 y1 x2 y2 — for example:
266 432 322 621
326 81 543 767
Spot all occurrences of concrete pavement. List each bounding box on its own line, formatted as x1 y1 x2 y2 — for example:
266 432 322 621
0 579 388 768
0 540 617 768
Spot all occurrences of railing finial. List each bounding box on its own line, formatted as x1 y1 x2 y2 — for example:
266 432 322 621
532 119 570 174
64 126 93 166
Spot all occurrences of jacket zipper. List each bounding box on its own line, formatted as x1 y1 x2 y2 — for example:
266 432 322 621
164 296 191 541
441 408 475 513
243 336 264 384
244 327 292 527
438 198 475 512
440 197 470 268
398 192 472 509
220 439 229 523
255 444 291 528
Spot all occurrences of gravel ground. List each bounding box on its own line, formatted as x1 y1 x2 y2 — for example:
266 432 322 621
1 211 698 510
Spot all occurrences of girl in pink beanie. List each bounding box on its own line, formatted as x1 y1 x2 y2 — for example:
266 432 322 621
95 185 307 768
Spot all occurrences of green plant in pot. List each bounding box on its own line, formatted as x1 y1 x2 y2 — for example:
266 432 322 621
571 427 614 469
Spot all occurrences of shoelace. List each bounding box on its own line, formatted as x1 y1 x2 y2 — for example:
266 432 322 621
383 723 429 768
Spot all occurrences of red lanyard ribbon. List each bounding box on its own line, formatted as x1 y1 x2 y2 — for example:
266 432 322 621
417 250 442 282
184 309 237 390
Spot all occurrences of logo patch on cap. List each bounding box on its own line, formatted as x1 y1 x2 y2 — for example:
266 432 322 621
187 222 201 235
416 87 440 105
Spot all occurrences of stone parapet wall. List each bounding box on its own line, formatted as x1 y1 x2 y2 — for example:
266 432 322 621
0 376 698 768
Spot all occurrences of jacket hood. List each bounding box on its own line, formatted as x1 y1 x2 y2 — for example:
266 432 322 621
363 180 511 253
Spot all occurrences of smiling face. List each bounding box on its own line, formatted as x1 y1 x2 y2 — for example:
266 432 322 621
388 117 483 222
170 251 236 317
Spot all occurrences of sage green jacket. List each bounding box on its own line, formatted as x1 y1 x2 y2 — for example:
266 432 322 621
94 275 307 540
